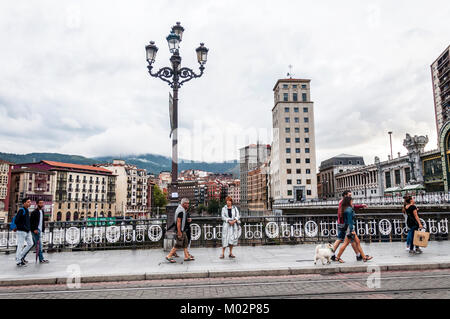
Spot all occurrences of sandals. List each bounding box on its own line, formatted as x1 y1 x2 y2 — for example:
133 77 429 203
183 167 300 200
173 253 179 258
229 254 236 258
363 255 373 262
219 255 224 259
335 257 345 263
166 256 176 263
184 256 195 261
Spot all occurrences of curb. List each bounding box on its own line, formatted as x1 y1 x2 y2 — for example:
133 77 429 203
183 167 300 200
0 262 449 287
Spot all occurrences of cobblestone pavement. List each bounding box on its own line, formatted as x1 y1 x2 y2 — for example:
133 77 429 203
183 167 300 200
0 269 449 299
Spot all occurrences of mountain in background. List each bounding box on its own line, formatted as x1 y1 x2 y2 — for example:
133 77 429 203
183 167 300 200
0 152 240 177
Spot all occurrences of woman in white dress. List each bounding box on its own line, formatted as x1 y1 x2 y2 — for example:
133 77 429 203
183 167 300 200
220 196 240 259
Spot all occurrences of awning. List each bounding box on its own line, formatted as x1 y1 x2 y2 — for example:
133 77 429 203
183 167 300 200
384 187 402 193
402 184 426 191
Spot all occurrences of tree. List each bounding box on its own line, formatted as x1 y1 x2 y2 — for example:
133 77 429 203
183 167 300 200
197 204 206 214
207 199 220 215
153 184 168 209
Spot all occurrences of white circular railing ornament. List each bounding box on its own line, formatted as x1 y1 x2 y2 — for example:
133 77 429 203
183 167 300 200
65 227 81 245
106 226 121 243
147 225 163 242
265 222 279 239
190 224 201 241
305 221 318 237
379 219 392 236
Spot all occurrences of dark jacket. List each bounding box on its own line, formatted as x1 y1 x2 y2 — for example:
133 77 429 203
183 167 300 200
15 207 31 232
30 208 46 233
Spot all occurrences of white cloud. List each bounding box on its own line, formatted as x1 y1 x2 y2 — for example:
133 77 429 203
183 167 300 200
0 0 448 169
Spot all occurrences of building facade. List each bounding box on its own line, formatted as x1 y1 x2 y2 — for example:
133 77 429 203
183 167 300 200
431 45 450 139
270 78 318 203
97 160 148 218
247 162 269 212
239 143 271 212
0 160 13 222
227 180 240 205
317 154 365 199
9 161 117 222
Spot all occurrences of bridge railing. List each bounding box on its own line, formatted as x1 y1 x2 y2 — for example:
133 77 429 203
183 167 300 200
273 192 450 208
1 211 448 252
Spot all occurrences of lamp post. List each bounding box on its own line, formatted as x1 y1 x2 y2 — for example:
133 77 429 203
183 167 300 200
145 22 208 201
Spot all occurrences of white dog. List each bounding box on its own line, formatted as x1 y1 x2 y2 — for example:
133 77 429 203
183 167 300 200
314 243 334 265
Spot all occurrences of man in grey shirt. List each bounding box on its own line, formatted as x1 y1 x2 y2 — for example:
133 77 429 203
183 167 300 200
165 198 193 263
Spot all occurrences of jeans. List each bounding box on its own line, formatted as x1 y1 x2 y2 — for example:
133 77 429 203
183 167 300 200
406 225 418 251
32 231 44 262
15 231 33 263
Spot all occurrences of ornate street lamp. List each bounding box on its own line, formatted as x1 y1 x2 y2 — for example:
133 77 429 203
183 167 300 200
145 22 208 202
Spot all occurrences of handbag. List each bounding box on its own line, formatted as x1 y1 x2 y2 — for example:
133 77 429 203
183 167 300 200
413 229 430 247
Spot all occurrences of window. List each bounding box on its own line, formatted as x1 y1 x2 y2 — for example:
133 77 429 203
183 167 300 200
295 128 300 133
286 159 291 164
297 179 301 184
287 179 292 185
304 128 309 133
296 158 301 164
305 158 310 164
385 171 391 188
285 127 290 133
286 148 291 153
296 169 301 174
293 85 297 88
285 117 290 123
287 190 292 196
294 117 299 123
304 117 309 123
283 93 289 101
286 138 291 143
303 107 308 112
306 179 311 184
302 93 307 101
307 190 312 195
305 138 309 143
306 169 311 174
287 169 292 174
284 107 289 112
301 84 307 89
295 138 300 143
283 84 288 89
294 107 299 113
305 148 310 153
395 170 401 185
293 93 298 101
356 161 360 164
405 167 411 183
296 148 301 153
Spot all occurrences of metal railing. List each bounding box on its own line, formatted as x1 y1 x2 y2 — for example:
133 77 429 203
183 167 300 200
274 192 450 209
1 211 448 253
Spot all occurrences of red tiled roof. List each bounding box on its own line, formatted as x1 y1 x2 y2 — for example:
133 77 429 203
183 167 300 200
42 161 112 174
0 159 14 165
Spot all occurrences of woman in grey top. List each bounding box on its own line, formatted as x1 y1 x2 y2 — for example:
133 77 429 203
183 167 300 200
220 196 240 259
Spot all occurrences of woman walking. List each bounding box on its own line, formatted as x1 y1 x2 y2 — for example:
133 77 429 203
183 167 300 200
335 197 373 263
220 196 240 259
404 196 424 255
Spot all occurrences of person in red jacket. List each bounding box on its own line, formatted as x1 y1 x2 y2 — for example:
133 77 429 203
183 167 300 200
331 190 371 262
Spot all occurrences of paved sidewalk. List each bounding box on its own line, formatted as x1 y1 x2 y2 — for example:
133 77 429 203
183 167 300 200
1 241 449 286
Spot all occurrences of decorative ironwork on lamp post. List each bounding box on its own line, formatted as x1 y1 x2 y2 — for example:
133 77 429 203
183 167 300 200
145 22 208 199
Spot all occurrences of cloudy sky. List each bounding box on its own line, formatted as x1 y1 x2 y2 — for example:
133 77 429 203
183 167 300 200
0 0 449 169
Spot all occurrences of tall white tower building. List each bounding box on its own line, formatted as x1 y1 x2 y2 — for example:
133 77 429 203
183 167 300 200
270 78 318 202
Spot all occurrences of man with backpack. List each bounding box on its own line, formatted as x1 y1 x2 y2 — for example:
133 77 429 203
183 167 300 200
14 198 33 267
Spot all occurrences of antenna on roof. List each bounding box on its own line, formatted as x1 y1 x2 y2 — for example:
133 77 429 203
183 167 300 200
287 65 294 79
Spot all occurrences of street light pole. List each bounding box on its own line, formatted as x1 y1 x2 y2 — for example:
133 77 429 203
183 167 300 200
145 22 208 201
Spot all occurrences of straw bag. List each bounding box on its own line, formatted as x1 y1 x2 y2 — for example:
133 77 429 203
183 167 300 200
413 229 430 247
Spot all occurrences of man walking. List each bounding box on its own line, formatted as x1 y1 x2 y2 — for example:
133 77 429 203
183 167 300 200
29 200 49 264
331 191 367 261
165 198 193 263
14 198 33 267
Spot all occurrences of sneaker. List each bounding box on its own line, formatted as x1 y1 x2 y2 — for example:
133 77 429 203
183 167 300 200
40 260 50 264
16 261 27 267
415 248 423 254
21 258 28 264
356 255 363 261
331 255 336 261
409 250 416 255
405 247 410 251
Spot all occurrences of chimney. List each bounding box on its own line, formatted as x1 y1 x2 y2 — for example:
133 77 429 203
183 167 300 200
398 152 401 158
388 155 391 161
